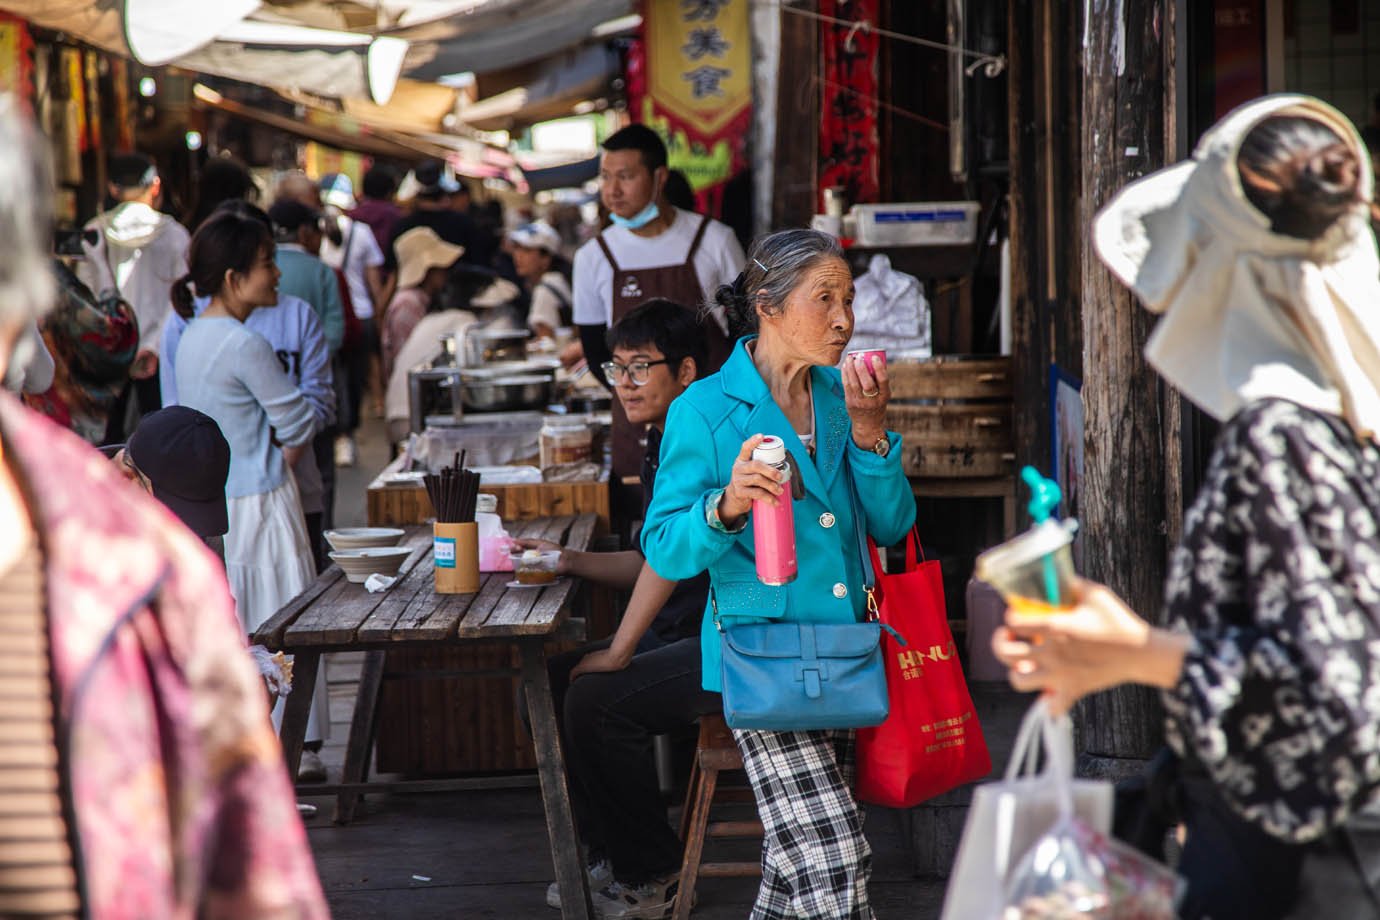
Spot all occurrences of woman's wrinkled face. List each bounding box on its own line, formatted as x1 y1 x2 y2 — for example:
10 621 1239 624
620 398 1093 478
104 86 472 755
760 257 854 366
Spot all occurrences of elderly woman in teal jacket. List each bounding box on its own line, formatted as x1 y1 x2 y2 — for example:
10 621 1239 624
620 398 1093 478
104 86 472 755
642 229 914 919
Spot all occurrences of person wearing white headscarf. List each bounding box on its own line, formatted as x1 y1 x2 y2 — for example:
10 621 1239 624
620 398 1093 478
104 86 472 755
992 95 1380 920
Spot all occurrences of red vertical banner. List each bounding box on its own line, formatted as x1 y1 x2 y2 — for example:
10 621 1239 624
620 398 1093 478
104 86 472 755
630 0 753 218
819 0 880 210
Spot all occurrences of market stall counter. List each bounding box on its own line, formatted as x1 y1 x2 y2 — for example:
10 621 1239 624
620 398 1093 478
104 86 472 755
252 514 600 917
365 458 615 777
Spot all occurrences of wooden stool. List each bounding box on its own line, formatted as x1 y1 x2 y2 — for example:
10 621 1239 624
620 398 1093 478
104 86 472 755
673 714 763 920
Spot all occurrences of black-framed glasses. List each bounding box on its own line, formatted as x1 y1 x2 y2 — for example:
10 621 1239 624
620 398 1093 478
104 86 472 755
601 359 671 387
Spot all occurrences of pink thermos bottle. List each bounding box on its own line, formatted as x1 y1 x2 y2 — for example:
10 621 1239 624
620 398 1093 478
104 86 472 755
752 436 797 585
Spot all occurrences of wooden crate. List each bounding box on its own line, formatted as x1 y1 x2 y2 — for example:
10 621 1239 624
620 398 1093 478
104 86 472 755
887 404 1013 478
885 356 1015 480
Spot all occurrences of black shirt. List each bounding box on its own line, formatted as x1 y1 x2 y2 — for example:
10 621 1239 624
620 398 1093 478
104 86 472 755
641 427 710 642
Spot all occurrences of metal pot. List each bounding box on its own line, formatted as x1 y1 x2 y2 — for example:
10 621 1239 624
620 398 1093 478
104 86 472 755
464 327 530 366
565 392 612 414
459 374 555 412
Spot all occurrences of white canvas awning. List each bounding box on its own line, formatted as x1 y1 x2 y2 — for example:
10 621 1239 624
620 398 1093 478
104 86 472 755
0 0 409 102
0 0 636 110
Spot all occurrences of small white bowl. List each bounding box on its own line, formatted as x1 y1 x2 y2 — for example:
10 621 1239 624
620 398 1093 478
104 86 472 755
324 527 406 552
329 546 412 583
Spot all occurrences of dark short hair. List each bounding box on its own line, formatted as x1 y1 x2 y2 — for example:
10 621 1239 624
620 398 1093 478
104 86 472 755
664 170 695 211
602 124 668 173
214 198 272 230
606 298 706 379
267 198 320 235
362 165 398 200
109 152 157 190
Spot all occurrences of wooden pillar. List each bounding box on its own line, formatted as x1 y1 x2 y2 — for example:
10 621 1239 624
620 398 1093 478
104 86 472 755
1076 0 1178 762
771 0 818 231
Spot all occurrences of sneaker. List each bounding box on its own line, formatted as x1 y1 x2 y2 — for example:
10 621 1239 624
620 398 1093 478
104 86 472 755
334 435 357 467
592 874 682 919
296 749 327 783
546 857 613 910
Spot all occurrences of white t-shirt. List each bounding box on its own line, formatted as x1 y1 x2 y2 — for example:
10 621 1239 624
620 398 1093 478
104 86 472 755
571 209 745 330
528 271 572 334
320 216 385 320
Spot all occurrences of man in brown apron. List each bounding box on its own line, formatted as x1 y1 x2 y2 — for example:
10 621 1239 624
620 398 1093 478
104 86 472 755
572 125 745 478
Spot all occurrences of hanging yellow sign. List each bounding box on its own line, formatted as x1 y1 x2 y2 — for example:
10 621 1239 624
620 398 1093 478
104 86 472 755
644 0 751 137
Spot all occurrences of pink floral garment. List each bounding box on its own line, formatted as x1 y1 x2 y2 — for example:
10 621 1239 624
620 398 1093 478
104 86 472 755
0 392 328 919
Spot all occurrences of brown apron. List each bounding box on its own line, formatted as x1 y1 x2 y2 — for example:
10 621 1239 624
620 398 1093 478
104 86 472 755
596 215 731 477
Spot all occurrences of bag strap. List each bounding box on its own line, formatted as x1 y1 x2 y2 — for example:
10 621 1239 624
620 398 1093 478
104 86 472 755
843 453 878 621
342 219 359 274
907 526 925 567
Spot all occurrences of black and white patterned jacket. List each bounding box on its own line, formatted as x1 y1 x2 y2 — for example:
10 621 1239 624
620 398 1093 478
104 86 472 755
1163 398 1380 843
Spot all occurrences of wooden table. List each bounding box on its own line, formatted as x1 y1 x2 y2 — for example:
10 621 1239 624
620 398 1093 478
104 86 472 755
252 513 599 919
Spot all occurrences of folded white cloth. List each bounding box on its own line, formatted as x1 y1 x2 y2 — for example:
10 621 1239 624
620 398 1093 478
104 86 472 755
1093 93 1380 441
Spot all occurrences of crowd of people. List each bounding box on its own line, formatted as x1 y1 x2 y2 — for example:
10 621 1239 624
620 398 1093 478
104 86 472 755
2 77 1379 920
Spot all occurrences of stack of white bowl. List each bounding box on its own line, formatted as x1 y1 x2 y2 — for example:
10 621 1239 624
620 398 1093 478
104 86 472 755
324 528 410 583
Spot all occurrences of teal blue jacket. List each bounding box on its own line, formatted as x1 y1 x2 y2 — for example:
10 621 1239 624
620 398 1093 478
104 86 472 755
642 337 916 692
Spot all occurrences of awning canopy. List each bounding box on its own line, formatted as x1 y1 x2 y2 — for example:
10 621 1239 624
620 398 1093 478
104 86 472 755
192 83 447 160
459 43 618 131
0 0 636 165
0 0 409 103
398 0 633 81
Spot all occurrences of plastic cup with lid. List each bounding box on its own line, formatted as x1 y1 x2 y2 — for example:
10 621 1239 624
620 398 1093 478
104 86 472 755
974 519 1079 615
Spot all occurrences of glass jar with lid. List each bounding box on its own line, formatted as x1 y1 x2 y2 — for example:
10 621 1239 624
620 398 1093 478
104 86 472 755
540 415 592 468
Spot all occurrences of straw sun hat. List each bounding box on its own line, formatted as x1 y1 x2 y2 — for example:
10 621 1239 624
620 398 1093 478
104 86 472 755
395 226 464 289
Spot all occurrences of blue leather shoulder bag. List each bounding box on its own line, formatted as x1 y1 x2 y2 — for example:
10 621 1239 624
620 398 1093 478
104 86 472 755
716 457 903 731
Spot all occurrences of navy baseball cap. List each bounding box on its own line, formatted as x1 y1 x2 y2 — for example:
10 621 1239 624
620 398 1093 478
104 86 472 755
127 407 231 538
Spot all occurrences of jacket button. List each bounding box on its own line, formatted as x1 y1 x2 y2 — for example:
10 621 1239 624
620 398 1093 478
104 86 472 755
832 583 847 598
819 512 836 528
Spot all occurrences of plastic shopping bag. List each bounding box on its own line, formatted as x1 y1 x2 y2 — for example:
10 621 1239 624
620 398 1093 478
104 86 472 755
849 254 931 357
1002 814 1176 919
940 699 1115 920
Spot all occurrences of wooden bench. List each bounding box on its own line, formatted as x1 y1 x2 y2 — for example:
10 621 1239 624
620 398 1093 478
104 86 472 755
252 513 600 919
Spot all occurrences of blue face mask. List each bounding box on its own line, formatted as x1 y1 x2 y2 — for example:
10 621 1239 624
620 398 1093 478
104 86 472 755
610 200 660 230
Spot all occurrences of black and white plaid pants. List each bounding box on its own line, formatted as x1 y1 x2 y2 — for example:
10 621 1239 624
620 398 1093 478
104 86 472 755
733 728 875 919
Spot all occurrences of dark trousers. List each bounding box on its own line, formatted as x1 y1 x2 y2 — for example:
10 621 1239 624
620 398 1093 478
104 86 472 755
1176 775 1380 919
546 634 721 885
342 318 377 433
312 429 335 532
304 511 325 573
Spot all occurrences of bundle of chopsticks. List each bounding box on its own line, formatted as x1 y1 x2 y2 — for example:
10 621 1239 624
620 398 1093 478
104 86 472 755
425 451 481 523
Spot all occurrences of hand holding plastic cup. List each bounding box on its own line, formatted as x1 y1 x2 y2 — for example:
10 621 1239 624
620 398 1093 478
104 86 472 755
975 467 1079 615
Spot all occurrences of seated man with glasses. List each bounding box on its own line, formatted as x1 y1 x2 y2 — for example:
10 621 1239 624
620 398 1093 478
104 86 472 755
514 298 719 919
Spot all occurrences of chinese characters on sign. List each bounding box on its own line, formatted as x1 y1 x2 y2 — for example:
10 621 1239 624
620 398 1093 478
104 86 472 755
819 0 880 210
632 0 753 215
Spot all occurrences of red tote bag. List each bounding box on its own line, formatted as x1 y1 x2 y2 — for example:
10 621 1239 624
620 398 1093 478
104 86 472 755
855 531 992 808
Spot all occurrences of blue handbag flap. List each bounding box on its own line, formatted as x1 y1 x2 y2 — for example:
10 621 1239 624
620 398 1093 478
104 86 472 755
722 622 881 660
712 579 787 624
